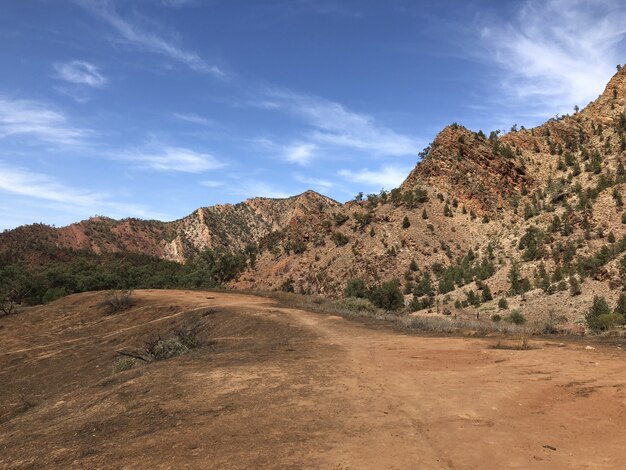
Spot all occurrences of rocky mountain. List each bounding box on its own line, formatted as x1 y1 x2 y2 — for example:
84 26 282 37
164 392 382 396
3 67 626 327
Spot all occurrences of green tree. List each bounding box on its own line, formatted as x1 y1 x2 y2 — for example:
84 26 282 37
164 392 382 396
402 216 411 229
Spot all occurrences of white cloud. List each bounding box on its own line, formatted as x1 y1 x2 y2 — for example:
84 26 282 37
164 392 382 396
293 173 333 189
480 0 626 113
53 60 107 88
77 0 224 77
0 163 162 222
285 142 316 165
0 97 87 145
119 146 224 173
172 112 213 126
230 181 292 199
200 179 225 188
255 89 421 157
339 165 411 189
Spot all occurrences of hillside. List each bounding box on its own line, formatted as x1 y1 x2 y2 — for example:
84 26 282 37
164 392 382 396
3 67 626 327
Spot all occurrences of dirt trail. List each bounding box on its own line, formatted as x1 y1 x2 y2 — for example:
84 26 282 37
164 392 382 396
1 290 625 469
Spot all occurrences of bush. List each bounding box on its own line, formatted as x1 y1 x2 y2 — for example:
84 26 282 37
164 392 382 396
507 309 527 325
331 232 349 246
498 297 509 310
586 295 612 331
344 278 367 298
112 357 136 374
368 279 403 310
402 216 411 229
42 287 67 304
491 314 502 322
594 313 624 331
97 290 134 313
280 278 295 293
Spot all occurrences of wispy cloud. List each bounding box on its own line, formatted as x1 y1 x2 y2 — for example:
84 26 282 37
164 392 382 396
0 163 162 221
200 179 225 188
256 89 421 157
0 97 87 145
172 112 213 126
118 146 225 173
284 142 316 165
229 180 292 199
53 60 107 88
77 0 224 77
293 173 333 190
339 165 411 189
480 0 626 113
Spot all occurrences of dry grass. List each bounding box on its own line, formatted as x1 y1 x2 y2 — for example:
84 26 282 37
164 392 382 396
97 289 134 313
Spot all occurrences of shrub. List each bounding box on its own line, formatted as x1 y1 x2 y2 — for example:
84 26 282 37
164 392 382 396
402 216 411 229
280 278 295 293
344 278 367 298
498 297 509 310
97 290 134 313
507 309 527 325
42 287 67 304
331 232 349 246
112 357 136 374
481 284 493 302
368 279 403 310
569 276 581 296
491 314 502 322
597 313 624 330
586 295 612 331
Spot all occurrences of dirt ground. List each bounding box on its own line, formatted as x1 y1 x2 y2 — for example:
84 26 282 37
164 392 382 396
1 290 625 469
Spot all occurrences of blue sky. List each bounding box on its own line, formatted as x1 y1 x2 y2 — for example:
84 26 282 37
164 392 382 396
1 0 625 229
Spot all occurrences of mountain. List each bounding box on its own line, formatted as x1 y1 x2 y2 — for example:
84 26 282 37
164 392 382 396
3 67 626 326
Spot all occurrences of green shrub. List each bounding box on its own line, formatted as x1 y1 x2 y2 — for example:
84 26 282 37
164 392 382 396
507 309 526 325
368 279 403 310
498 297 509 310
491 314 502 322
42 287 67 304
402 216 411 229
586 295 612 331
331 232 349 246
280 278 295 293
344 278 367 298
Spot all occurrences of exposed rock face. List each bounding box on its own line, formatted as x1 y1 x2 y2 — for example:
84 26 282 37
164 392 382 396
402 125 531 213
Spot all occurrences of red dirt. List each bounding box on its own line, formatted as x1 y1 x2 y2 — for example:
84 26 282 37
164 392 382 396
1 290 625 469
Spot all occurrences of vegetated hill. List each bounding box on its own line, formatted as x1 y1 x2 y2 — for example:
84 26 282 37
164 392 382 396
4 67 626 327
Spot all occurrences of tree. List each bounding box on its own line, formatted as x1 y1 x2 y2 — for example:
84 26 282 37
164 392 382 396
421 208 428 220
508 262 525 295
402 216 411 229
443 203 452 217
585 295 616 331
481 284 493 302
